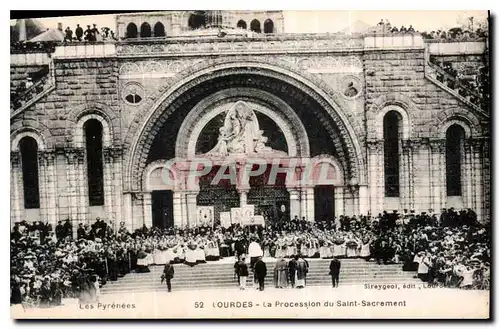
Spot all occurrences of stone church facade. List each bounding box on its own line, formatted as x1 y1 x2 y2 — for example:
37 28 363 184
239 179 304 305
10 11 490 233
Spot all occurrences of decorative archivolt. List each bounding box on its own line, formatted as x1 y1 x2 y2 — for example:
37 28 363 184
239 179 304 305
115 37 364 57
278 55 363 73
119 59 205 78
119 55 363 79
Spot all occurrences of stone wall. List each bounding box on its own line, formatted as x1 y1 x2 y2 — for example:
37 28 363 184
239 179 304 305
363 49 489 219
10 37 490 228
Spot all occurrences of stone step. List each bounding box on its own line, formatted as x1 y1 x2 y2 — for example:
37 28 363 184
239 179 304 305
101 275 417 292
100 259 419 294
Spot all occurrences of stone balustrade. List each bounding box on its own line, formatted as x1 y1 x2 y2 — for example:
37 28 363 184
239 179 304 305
53 42 116 59
364 34 424 49
10 52 51 66
427 41 486 55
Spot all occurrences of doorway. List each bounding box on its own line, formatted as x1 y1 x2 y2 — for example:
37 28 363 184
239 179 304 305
314 185 335 222
151 190 174 229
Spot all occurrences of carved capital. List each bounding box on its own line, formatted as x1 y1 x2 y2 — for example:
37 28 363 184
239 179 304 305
429 139 446 153
10 151 20 165
366 140 383 152
37 150 56 166
465 138 485 152
405 138 431 151
64 148 85 164
103 147 123 161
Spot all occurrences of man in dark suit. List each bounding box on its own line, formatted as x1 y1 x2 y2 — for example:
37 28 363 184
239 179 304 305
75 24 83 41
253 256 267 291
329 256 341 288
162 261 175 292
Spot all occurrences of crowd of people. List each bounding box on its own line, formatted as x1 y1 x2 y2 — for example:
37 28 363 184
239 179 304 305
373 18 488 41
63 24 117 42
11 207 490 307
10 23 116 53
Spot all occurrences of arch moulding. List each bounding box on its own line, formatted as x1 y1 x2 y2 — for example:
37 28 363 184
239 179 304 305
123 58 365 191
67 102 119 147
367 92 417 140
11 127 47 151
175 88 311 158
434 108 482 139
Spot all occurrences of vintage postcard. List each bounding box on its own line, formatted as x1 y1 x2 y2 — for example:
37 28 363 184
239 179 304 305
10 10 490 319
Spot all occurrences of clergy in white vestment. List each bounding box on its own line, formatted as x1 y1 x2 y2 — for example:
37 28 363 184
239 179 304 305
248 239 263 271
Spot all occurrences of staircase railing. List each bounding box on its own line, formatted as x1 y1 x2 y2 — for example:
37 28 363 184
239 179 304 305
10 60 56 119
424 59 487 116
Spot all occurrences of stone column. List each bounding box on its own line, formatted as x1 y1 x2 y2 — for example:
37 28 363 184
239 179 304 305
358 185 369 215
288 188 301 220
470 139 484 219
334 186 344 226
239 189 249 208
65 150 79 238
463 139 473 209
186 192 198 227
75 148 87 224
102 148 114 223
429 139 446 212
142 192 153 228
305 187 315 222
173 191 184 228
400 140 411 211
132 194 144 229
37 151 48 223
112 149 124 228
122 193 133 231
366 140 383 215
10 151 23 225
343 186 354 216
39 151 58 228
299 188 307 220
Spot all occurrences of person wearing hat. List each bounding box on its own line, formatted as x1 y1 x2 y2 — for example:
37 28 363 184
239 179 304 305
253 256 267 291
91 24 100 42
75 24 83 41
77 223 86 240
162 260 175 292
84 25 93 41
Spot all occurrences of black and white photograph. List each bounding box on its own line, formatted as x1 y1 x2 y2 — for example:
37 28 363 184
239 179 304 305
9 9 491 319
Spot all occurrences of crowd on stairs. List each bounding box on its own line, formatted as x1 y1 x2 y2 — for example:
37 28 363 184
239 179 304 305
11 208 490 308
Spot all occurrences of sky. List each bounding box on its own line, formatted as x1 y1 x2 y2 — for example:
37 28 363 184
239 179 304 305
10 10 489 34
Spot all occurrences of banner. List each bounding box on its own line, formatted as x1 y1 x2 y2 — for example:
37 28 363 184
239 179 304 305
219 212 231 228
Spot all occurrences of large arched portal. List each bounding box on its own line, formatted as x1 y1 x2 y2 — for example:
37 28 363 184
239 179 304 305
126 63 365 229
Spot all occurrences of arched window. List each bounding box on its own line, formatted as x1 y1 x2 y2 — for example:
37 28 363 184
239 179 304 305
446 124 465 196
140 22 151 38
188 12 206 30
383 111 401 197
250 19 261 33
154 22 165 37
85 119 104 206
237 20 247 29
20 137 40 209
126 23 138 39
264 19 274 33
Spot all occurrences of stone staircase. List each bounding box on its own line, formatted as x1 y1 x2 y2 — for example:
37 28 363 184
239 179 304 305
100 258 419 294
424 59 487 116
10 62 55 119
